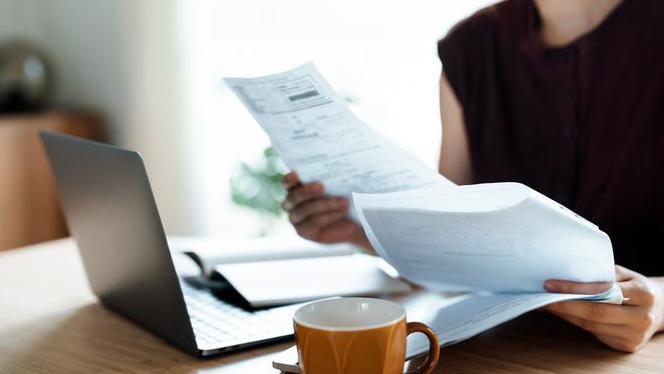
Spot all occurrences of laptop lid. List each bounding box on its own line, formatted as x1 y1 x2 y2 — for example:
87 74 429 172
40 131 198 355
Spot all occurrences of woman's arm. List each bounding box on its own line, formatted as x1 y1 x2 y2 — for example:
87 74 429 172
438 74 473 185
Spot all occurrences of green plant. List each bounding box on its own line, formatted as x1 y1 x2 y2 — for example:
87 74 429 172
230 146 287 224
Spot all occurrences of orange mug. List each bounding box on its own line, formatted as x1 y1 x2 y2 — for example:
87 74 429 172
293 297 440 374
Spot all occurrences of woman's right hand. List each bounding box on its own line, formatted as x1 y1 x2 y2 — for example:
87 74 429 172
281 172 373 252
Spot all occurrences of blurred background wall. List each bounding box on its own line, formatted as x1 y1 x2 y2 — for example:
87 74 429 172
0 0 199 237
0 0 494 243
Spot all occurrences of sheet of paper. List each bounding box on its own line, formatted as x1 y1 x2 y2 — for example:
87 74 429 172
224 63 453 201
214 254 411 307
405 288 621 357
353 183 616 293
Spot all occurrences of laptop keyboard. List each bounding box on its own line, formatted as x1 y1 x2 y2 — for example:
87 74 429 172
181 282 302 350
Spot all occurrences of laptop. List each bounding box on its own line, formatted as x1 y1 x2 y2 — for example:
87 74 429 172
40 131 304 357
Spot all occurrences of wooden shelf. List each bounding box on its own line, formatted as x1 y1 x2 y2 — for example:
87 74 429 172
0 111 104 251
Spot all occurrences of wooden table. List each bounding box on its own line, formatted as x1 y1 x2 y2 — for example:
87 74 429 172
1 239 662 373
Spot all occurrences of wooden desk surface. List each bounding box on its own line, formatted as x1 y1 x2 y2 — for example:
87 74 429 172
1 239 662 373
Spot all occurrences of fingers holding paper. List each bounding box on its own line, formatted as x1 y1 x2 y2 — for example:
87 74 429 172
281 172 347 221
544 265 664 352
281 172 372 251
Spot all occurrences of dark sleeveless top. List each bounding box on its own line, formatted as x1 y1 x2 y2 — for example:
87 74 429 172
438 0 664 275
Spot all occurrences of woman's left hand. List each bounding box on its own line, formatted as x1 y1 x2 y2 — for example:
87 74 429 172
544 265 664 352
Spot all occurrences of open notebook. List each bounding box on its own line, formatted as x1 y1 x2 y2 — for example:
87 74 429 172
170 237 410 308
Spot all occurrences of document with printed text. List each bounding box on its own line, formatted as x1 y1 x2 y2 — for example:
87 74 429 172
224 62 453 200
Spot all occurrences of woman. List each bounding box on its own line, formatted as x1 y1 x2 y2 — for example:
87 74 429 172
280 0 664 352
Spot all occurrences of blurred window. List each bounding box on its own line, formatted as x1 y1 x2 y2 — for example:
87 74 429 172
177 0 495 236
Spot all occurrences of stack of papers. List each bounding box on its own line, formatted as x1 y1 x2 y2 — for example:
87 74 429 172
224 63 623 361
353 183 621 357
353 183 615 292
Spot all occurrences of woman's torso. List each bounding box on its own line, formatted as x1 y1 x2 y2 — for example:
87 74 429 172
438 0 664 274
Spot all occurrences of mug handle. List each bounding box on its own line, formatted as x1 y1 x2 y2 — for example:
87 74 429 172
405 322 440 374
